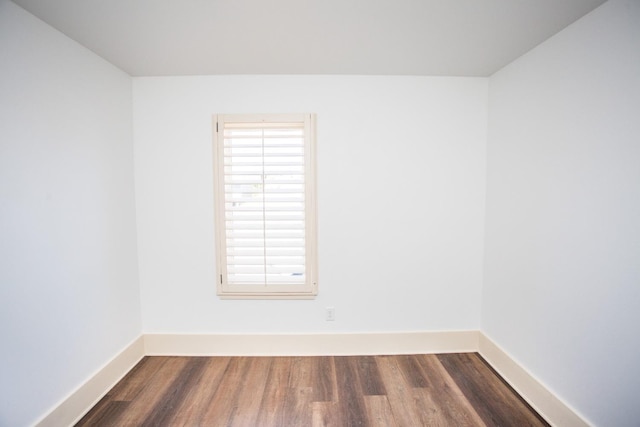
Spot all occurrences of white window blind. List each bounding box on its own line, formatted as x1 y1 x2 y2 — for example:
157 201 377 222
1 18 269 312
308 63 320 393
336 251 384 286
213 114 317 298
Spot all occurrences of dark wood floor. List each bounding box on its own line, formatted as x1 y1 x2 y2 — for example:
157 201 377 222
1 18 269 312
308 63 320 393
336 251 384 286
76 353 549 426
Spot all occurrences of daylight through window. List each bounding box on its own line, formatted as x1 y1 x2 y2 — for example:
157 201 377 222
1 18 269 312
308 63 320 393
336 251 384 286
213 114 318 298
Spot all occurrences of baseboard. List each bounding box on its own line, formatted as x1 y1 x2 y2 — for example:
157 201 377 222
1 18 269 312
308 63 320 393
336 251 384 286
144 330 480 356
478 333 590 427
34 336 145 427
33 331 589 427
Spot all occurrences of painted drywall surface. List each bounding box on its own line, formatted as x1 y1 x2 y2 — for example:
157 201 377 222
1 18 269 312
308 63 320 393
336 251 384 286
483 0 640 425
0 2 141 426
134 75 487 334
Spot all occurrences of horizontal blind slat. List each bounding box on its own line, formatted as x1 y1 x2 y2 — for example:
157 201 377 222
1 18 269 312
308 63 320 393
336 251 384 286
225 206 305 212
226 222 304 229
227 248 305 256
220 117 310 288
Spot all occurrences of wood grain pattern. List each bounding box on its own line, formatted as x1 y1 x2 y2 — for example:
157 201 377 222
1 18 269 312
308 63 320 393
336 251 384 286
334 356 369 426
254 357 291 426
312 401 339 427
363 395 398 427
437 353 549 427
413 354 486 426
375 355 427 426
311 356 336 403
76 353 550 427
200 357 252 426
167 356 231 425
357 356 387 396
140 357 208 426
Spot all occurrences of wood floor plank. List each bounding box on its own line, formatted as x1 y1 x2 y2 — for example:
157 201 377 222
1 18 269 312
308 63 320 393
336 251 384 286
76 400 130 427
412 385 484 427
334 356 369 426
312 401 339 427
356 356 386 396
413 354 487 427
75 356 170 427
375 355 424 427
76 353 551 427
283 357 314 426
199 357 253 426
311 356 336 403
111 356 188 426
139 357 208 427
166 356 231 426
255 357 293 426
226 357 273 427
284 386 313 426
363 395 398 427
76 395 114 427
382 356 458 426
106 356 168 402
397 354 431 388
437 353 550 427
289 356 313 388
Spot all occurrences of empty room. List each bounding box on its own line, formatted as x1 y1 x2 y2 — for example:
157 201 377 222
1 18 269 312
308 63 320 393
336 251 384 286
1 0 639 425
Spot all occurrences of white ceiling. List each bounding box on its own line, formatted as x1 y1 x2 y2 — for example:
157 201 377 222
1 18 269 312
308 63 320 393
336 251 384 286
11 0 607 77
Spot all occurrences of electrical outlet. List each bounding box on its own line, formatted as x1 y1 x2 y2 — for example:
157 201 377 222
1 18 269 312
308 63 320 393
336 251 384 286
326 307 335 321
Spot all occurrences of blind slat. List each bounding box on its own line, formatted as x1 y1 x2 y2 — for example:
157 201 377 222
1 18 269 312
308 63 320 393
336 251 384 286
217 115 313 289
227 248 305 256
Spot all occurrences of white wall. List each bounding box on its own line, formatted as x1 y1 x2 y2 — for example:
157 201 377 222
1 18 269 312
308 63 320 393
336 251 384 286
0 1 141 426
134 75 487 334
12 0 638 424
483 0 640 426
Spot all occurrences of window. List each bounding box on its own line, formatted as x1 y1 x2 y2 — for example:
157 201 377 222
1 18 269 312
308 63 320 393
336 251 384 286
213 114 318 298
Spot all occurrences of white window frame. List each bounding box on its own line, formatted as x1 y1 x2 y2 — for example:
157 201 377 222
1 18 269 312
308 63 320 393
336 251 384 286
213 114 318 299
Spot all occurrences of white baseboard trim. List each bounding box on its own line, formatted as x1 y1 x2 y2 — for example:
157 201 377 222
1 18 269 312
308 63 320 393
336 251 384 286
34 331 590 427
478 334 591 427
34 336 145 427
143 330 479 356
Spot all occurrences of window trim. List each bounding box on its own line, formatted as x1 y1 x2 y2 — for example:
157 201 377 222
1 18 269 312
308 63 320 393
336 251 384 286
212 114 318 299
